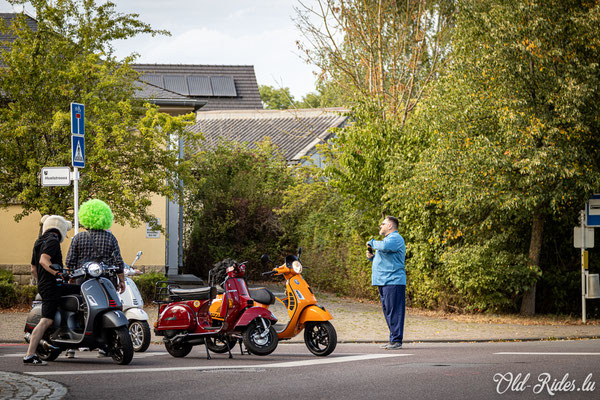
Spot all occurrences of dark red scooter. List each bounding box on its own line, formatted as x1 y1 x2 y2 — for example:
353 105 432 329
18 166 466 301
154 261 278 358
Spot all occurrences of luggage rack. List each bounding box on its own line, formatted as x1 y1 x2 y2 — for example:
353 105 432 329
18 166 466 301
153 281 219 303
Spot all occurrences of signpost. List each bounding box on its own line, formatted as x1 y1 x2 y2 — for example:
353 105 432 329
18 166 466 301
70 102 85 233
41 167 71 187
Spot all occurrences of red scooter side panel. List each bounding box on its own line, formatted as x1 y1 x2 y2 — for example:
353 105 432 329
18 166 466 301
157 302 197 331
234 306 277 328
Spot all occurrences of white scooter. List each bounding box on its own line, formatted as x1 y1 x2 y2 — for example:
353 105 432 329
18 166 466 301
120 251 151 352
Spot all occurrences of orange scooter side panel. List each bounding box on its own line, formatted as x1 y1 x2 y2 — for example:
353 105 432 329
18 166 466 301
298 305 333 324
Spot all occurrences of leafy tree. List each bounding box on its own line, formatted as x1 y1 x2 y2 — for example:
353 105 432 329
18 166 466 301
387 0 600 314
0 0 197 226
183 140 295 280
294 0 454 122
259 85 296 109
297 81 348 108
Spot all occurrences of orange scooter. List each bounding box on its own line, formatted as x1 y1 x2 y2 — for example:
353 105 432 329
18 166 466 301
253 249 337 356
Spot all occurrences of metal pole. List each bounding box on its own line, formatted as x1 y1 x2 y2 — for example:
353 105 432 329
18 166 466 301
73 167 79 234
581 210 586 323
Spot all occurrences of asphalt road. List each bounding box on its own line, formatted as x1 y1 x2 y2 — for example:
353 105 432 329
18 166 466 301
1 340 599 399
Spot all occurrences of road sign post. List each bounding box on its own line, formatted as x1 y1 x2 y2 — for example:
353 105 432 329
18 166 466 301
71 102 85 234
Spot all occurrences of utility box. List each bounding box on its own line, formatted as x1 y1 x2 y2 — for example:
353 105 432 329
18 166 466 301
587 274 600 299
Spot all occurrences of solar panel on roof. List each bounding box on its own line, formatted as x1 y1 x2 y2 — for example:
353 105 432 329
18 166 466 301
163 75 189 95
187 76 213 96
210 76 237 97
140 74 163 87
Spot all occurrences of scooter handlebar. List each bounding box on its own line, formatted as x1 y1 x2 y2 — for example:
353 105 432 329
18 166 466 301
262 270 277 276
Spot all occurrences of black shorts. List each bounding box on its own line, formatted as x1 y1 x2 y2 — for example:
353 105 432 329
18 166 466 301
39 283 81 319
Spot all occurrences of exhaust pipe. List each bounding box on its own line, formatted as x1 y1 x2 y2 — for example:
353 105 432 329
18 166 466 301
165 333 205 346
24 332 60 350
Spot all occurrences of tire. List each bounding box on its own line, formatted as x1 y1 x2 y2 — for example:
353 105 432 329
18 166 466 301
304 321 337 356
205 335 237 354
129 320 151 352
36 340 61 362
164 341 193 358
243 320 278 356
109 326 134 365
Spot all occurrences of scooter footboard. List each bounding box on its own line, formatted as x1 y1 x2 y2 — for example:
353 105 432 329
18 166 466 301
298 305 333 325
234 307 277 328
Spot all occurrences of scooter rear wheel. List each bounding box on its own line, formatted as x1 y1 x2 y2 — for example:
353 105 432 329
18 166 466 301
36 341 61 362
165 341 193 358
205 336 237 354
304 321 337 356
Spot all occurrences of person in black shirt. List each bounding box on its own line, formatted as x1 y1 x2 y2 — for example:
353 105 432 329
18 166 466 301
24 215 79 365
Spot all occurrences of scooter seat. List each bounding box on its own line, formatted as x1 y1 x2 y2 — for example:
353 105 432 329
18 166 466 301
60 295 83 312
169 286 216 301
248 287 276 305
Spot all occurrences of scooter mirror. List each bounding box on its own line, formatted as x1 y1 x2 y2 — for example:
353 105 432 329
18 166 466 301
137 251 143 257
298 247 302 257
260 254 271 265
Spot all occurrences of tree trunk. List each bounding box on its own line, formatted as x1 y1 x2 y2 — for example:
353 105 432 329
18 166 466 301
520 212 545 316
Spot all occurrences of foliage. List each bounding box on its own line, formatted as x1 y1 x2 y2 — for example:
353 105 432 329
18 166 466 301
17 284 38 305
294 0 454 122
259 85 296 110
0 0 198 227
384 0 600 313
132 272 166 304
0 269 14 283
183 140 295 280
0 281 18 308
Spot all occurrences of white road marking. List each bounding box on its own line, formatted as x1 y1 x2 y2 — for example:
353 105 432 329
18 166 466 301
26 353 411 376
1 351 168 358
495 352 600 356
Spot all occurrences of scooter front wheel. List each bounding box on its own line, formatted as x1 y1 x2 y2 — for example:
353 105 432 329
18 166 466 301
129 320 151 352
304 321 337 356
243 320 278 356
110 326 134 365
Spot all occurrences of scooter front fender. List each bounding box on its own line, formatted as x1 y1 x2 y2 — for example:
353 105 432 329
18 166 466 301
124 308 149 321
102 310 129 328
298 305 333 325
234 306 277 328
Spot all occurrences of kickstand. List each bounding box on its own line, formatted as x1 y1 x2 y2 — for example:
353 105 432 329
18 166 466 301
226 338 233 359
204 343 212 360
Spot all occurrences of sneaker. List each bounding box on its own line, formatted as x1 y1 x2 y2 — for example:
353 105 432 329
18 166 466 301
385 342 403 350
379 342 393 349
97 349 107 358
23 355 47 366
66 349 75 358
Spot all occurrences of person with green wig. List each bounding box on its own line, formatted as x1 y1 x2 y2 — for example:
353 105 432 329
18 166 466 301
65 199 125 358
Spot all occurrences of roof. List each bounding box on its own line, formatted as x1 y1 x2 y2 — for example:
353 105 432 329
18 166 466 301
187 108 349 163
132 64 263 111
0 13 37 59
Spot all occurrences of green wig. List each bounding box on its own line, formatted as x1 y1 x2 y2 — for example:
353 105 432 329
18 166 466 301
79 199 113 230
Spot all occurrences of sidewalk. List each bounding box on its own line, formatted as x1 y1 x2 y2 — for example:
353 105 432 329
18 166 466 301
2 290 599 344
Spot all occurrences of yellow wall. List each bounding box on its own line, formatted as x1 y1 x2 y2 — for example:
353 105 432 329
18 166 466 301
0 195 166 269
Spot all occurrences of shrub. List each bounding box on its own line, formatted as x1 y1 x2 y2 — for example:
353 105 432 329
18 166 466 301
0 281 17 308
0 269 14 283
132 272 167 304
17 285 38 305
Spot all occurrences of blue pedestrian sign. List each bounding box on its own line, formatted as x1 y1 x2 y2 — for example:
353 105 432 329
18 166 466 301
72 135 85 168
586 194 600 227
71 103 85 136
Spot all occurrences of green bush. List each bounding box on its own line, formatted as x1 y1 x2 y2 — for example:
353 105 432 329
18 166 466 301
132 272 167 304
17 285 38 305
0 281 17 308
0 269 14 283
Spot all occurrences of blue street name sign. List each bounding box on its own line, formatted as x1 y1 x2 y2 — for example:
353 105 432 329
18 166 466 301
72 135 85 168
586 194 600 227
71 103 85 136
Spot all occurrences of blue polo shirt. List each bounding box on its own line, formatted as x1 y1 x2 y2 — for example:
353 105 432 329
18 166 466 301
368 231 406 286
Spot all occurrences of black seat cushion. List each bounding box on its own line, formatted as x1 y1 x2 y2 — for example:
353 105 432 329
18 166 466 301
248 287 276 305
169 286 216 300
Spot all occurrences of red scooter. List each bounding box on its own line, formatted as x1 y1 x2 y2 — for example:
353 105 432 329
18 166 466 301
154 261 278 359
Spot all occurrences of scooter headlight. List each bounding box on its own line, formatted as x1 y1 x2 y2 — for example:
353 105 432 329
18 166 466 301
292 260 303 274
86 262 102 278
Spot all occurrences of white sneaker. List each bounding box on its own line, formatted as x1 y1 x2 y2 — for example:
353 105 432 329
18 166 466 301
66 349 75 358
97 349 107 358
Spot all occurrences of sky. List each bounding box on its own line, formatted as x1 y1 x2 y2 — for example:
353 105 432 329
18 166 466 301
0 0 320 99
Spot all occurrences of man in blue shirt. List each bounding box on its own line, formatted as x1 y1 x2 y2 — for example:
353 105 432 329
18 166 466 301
367 216 406 350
